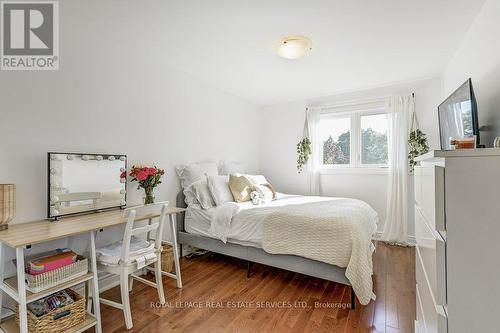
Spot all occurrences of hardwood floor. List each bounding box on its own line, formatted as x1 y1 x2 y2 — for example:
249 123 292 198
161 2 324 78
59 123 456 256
94 242 415 333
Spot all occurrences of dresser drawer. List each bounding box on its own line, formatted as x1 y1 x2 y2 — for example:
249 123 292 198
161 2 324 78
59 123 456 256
415 206 447 306
414 165 445 232
416 253 448 333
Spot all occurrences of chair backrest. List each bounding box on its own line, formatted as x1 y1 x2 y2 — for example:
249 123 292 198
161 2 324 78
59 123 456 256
121 201 169 263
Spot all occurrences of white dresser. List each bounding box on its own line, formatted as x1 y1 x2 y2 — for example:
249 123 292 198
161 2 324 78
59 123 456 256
414 149 500 333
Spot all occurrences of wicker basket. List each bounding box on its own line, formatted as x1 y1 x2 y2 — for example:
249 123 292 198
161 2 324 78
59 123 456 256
25 256 89 293
16 288 86 333
161 244 174 273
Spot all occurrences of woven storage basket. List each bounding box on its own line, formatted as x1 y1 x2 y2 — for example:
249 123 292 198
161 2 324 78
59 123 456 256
25 256 88 293
161 244 174 273
16 288 86 333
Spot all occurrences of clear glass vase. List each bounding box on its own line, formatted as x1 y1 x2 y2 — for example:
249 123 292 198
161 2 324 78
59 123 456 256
143 187 155 205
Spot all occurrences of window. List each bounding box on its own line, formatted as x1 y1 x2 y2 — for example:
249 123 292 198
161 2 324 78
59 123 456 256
319 116 350 165
360 113 388 166
319 108 388 169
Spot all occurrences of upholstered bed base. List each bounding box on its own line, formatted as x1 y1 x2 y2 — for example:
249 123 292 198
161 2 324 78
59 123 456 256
175 192 355 307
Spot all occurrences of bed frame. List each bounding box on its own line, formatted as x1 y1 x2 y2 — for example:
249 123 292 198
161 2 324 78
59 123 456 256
175 192 356 309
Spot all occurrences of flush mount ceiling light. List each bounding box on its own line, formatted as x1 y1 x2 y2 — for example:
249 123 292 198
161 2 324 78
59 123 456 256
277 35 312 60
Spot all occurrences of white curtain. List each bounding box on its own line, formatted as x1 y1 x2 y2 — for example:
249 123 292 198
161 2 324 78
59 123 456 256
306 107 321 195
381 96 413 245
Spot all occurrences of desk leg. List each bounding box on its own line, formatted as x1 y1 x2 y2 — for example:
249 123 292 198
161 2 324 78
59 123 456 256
169 214 182 288
89 231 102 333
16 247 27 333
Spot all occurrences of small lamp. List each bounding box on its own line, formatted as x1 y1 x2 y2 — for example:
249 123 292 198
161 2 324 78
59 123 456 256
0 184 15 230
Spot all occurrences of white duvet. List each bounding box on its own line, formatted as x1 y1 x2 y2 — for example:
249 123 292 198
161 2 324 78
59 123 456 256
207 194 337 244
206 194 378 305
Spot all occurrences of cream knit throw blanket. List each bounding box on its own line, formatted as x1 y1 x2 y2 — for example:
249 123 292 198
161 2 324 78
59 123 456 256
262 199 378 305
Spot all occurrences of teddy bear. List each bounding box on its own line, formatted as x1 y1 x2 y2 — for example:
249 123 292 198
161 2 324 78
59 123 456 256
250 191 263 205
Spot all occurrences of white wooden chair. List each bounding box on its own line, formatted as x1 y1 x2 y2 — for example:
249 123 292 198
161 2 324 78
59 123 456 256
93 202 168 329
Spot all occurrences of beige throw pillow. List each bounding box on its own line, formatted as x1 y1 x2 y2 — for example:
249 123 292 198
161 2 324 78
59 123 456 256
228 174 255 203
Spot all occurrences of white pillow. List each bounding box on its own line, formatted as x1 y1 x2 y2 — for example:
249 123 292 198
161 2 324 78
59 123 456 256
207 175 234 206
176 162 218 188
247 174 268 185
219 161 246 175
183 180 215 209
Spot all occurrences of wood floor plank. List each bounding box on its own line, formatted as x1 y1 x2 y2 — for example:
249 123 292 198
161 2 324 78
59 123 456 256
90 242 414 333
372 242 387 332
386 246 401 329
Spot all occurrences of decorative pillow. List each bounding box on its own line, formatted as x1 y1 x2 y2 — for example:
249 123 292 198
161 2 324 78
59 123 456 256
228 174 255 203
219 161 246 175
207 175 234 206
254 184 275 202
247 174 277 200
183 180 215 209
175 162 218 188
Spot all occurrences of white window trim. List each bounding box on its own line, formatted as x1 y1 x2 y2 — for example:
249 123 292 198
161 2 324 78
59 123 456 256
318 103 389 172
320 167 389 175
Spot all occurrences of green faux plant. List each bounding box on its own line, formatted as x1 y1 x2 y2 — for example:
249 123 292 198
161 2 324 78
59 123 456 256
408 129 429 172
297 137 312 173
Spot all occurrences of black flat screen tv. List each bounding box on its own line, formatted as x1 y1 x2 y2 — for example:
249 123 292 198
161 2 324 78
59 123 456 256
438 78 479 150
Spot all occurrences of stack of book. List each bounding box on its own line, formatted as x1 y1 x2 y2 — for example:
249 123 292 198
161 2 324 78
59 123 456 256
28 249 78 275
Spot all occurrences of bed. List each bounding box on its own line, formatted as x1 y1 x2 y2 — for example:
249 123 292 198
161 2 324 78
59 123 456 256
175 191 378 307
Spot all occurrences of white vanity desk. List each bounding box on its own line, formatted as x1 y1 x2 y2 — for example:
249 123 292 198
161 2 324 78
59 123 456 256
0 207 184 333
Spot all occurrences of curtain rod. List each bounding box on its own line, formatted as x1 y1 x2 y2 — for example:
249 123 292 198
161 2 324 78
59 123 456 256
312 96 391 110
309 92 416 110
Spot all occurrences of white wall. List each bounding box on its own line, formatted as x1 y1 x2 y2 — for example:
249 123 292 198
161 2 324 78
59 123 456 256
0 0 260 277
260 78 442 237
442 0 500 147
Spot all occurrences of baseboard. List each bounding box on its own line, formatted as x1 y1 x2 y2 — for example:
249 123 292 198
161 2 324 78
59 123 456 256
373 231 416 246
407 235 416 245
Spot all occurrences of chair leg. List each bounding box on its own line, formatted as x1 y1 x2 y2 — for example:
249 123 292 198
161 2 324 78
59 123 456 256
155 260 166 304
129 275 134 292
120 271 133 329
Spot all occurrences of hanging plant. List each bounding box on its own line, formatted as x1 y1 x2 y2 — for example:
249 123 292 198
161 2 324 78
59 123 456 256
408 129 429 172
297 137 312 173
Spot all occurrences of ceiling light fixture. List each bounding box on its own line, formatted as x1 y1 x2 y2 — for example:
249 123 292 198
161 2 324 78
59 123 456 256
277 35 312 60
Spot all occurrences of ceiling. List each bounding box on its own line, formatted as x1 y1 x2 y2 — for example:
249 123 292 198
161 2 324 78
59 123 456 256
162 1 486 106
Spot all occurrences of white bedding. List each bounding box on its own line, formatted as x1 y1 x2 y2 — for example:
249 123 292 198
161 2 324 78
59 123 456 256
185 193 372 246
185 193 334 246
185 207 260 248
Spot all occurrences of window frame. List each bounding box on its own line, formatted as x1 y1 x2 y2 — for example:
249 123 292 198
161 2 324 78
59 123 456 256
318 107 389 171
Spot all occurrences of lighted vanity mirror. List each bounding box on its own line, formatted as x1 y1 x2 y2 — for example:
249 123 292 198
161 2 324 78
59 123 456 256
48 152 127 219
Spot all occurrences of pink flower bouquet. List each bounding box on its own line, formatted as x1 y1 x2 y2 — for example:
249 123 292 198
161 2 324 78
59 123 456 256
125 165 165 204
